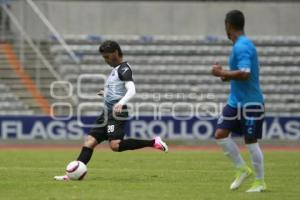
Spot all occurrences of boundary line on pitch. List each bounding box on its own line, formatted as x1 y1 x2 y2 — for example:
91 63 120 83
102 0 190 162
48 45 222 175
0 144 300 152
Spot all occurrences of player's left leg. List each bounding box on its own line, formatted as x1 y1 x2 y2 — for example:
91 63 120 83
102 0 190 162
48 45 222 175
54 112 108 181
54 136 100 181
242 104 266 192
245 139 266 192
76 135 99 164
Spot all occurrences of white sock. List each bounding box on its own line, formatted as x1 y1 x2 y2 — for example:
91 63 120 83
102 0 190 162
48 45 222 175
216 137 245 169
247 143 264 180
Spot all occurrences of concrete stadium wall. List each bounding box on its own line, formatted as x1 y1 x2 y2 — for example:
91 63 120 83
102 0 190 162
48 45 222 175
10 1 300 39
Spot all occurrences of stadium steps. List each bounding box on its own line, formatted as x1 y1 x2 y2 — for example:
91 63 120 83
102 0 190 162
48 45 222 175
17 42 76 115
2 35 299 115
47 35 300 115
0 41 66 115
0 56 38 114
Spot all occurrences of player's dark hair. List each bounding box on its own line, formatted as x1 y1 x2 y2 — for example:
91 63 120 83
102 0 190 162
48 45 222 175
99 40 123 57
225 10 245 31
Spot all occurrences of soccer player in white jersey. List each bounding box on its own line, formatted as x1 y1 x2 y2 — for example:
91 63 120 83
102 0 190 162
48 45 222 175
212 10 266 192
54 40 168 181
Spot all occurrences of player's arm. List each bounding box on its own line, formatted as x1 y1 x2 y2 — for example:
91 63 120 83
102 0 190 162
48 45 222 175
223 69 250 80
117 81 136 106
212 64 250 80
212 44 251 81
114 64 136 113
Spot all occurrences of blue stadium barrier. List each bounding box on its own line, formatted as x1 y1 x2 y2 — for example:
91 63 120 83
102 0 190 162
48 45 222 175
0 116 299 140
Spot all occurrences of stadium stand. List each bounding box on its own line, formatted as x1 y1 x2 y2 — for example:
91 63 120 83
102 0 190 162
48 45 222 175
1 34 299 116
0 41 59 114
0 82 32 115
48 35 300 116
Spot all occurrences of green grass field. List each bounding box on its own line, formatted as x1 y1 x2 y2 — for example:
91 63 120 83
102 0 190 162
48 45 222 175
0 149 299 200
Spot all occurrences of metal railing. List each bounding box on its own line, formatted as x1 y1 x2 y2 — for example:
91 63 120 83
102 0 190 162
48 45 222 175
26 0 80 64
1 0 79 114
1 2 63 82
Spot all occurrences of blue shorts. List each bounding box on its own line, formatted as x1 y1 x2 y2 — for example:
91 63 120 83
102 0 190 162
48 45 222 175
216 104 265 140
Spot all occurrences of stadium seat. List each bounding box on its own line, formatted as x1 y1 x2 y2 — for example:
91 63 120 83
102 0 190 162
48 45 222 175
46 35 300 115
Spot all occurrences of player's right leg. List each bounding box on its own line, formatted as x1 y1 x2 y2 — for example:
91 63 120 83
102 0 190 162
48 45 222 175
107 109 168 152
215 105 251 190
153 136 168 152
215 129 252 190
109 136 168 152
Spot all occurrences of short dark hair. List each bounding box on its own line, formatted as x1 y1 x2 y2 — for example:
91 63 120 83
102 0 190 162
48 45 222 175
98 40 123 57
225 10 245 31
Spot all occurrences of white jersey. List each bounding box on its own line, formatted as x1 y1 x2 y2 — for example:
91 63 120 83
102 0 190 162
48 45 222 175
104 62 133 109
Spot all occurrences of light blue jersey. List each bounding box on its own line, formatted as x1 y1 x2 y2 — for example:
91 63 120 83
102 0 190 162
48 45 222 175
228 35 264 107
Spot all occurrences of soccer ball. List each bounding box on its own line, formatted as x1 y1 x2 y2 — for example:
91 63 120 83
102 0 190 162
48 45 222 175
66 161 87 180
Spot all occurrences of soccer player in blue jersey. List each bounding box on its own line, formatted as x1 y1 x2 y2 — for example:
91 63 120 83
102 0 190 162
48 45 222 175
212 10 266 192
